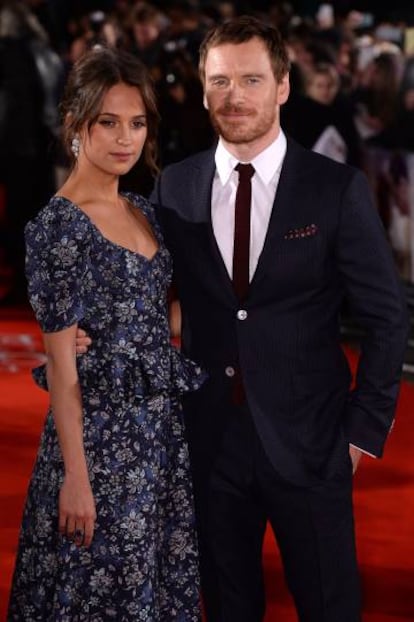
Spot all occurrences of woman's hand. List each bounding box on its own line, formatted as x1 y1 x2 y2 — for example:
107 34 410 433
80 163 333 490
59 472 96 547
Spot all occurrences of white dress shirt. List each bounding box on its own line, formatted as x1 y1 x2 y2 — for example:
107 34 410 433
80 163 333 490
211 131 287 281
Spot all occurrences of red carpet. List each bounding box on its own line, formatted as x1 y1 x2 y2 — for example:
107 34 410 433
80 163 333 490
1 311 414 621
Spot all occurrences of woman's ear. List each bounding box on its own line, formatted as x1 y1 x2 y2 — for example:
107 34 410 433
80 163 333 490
64 111 73 128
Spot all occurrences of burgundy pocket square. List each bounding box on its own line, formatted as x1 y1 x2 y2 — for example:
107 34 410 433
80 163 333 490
284 224 318 240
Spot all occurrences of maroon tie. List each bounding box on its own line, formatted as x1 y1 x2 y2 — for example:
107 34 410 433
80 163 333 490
233 163 255 300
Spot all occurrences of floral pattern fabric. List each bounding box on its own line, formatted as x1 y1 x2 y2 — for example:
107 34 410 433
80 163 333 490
7 194 206 621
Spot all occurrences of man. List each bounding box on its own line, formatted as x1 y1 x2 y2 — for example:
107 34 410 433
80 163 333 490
79 15 408 622
149 15 408 622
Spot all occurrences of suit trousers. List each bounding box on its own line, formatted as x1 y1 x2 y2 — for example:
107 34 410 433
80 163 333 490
196 401 361 622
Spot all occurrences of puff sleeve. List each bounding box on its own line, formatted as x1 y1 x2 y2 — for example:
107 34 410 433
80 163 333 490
24 202 90 333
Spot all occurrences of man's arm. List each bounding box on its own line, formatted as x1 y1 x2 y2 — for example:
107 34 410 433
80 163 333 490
337 169 409 457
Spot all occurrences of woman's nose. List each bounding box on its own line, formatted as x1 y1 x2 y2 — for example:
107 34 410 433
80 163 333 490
116 128 132 144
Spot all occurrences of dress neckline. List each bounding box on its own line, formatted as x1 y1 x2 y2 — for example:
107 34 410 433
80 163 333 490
53 193 160 262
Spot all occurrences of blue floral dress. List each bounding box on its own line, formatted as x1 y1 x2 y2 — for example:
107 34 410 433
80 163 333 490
7 194 206 621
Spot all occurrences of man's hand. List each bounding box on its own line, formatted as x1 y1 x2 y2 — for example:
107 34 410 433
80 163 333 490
349 445 363 474
75 328 91 355
169 299 182 339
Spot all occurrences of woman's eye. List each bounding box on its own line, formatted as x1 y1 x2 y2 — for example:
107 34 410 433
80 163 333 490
99 119 115 127
132 120 146 129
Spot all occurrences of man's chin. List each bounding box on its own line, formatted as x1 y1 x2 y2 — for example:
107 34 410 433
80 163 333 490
215 123 255 144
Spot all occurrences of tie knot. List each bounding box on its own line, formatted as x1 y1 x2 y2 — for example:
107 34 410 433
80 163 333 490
235 162 255 181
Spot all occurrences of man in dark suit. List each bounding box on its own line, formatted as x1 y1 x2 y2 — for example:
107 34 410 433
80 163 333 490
149 15 409 622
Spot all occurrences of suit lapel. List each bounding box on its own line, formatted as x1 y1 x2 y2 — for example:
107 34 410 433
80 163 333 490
188 148 237 305
249 138 304 297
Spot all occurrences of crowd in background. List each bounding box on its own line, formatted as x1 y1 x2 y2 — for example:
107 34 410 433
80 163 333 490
1 0 414 303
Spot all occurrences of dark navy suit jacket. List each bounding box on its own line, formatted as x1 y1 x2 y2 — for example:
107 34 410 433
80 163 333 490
151 137 409 486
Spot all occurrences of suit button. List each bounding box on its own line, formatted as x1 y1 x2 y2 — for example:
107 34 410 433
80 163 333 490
225 366 235 377
237 309 248 320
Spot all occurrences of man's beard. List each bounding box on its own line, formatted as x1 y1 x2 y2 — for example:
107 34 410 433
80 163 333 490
208 105 277 145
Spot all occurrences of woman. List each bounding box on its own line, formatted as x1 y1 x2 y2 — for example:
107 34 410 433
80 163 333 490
7 46 205 621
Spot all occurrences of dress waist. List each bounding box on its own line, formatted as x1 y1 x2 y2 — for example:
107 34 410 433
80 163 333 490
32 344 207 399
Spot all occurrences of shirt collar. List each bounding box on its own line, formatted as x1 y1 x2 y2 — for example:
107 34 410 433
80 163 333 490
215 130 287 186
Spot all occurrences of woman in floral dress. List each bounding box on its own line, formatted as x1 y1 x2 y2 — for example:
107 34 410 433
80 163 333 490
7 46 205 621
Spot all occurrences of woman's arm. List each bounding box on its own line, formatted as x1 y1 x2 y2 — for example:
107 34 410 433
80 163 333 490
43 324 96 547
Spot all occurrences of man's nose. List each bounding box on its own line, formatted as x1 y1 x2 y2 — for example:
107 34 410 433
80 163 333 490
226 82 245 102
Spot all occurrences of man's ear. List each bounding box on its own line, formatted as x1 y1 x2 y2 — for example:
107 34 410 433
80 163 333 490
277 73 290 105
203 93 209 110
